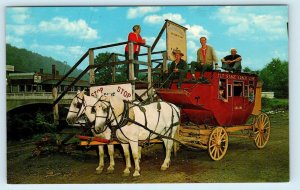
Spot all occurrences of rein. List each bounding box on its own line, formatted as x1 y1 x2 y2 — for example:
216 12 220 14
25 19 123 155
125 103 181 142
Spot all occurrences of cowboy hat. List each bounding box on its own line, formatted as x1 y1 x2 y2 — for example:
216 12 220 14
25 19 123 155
172 49 184 56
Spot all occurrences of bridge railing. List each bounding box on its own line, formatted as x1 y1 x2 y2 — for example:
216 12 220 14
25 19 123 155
7 92 77 100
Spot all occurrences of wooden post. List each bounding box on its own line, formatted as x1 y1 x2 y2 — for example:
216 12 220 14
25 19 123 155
128 42 134 81
161 51 168 86
128 42 135 100
112 53 116 83
147 47 153 101
151 21 167 52
89 49 95 85
162 51 168 74
52 87 59 125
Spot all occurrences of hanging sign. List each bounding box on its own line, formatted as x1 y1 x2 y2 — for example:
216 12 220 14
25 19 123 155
166 20 188 61
90 83 133 100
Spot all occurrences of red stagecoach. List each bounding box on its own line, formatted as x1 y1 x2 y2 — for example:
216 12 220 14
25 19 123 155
156 71 270 160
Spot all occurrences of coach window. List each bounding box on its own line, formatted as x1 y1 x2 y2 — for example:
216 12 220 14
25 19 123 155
233 81 244 96
227 84 232 97
218 79 227 100
249 80 254 88
244 85 249 97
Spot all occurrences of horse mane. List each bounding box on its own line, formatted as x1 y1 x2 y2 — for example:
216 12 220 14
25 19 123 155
78 90 85 98
109 96 125 118
107 96 136 123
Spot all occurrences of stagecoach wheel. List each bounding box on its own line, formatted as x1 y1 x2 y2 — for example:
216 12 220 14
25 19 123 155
208 127 228 161
253 113 271 149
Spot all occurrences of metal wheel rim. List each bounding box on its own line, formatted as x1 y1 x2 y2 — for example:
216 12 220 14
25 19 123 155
208 127 228 161
253 113 271 149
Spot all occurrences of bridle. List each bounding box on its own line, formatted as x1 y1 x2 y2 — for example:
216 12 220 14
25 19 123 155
68 93 90 121
93 99 114 134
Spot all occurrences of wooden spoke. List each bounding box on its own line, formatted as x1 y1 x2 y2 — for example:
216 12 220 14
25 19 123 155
214 147 218 158
253 113 271 149
208 127 228 161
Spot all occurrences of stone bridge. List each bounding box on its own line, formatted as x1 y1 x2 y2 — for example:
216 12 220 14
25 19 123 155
6 92 77 112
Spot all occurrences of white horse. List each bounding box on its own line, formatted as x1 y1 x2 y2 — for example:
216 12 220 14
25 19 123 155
94 95 180 177
66 91 130 174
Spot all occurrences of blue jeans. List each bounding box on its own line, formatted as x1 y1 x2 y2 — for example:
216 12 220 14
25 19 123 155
190 61 213 77
222 61 242 72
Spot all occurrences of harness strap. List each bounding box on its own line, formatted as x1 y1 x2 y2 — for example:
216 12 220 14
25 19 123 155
147 102 161 141
126 117 184 144
109 101 139 142
97 99 195 149
118 101 181 144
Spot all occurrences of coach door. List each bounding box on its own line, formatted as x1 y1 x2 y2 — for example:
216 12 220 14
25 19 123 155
233 81 244 110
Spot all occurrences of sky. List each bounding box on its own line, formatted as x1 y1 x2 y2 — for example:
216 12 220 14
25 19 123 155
5 5 288 72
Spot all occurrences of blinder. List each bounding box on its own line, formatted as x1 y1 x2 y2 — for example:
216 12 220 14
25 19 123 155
76 101 83 109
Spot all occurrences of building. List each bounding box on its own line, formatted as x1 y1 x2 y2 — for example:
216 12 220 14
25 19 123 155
6 64 89 93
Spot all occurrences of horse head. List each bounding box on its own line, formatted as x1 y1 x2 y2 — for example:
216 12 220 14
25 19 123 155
66 90 86 124
94 96 125 133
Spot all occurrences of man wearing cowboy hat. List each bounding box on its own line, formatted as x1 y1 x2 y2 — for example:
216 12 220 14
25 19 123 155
165 49 187 89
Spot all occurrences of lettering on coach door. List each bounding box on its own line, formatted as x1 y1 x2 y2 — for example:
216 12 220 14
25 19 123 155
90 83 133 100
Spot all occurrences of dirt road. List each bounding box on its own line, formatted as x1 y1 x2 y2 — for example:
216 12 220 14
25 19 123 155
7 112 289 183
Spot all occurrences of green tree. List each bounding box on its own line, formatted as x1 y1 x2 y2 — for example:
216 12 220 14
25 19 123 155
94 52 127 84
243 66 260 75
243 66 252 73
259 58 288 98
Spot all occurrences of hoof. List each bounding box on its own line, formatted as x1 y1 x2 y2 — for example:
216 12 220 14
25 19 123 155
123 168 130 177
107 166 114 174
123 172 130 177
161 162 170 171
106 169 114 174
96 166 104 174
161 165 169 171
133 170 140 177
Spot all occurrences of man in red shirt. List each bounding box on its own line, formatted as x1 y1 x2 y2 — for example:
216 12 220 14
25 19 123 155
191 36 218 82
124 25 146 80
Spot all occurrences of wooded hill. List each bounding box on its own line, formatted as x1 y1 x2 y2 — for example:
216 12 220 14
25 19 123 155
6 44 88 80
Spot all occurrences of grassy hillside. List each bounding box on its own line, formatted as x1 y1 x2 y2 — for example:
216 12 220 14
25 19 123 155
6 44 88 80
